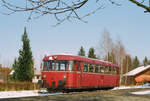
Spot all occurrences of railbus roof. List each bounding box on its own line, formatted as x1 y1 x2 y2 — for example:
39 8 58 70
43 54 119 68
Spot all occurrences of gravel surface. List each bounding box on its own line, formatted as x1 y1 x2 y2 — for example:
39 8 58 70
1 88 150 101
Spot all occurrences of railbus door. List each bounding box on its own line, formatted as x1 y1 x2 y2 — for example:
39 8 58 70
76 61 82 88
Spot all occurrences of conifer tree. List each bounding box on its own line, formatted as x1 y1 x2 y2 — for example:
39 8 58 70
78 46 85 56
11 58 18 80
88 47 97 59
143 56 148 66
126 55 132 71
132 56 140 69
13 28 34 82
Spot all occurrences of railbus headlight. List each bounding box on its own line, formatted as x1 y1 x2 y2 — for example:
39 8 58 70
43 74 46 79
63 75 67 79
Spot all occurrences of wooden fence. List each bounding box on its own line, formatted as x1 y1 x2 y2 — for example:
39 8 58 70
0 82 40 91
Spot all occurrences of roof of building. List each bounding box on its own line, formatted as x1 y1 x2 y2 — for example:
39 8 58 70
9 70 14 75
123 65 150 76
10 68 41 76
0 67 11 73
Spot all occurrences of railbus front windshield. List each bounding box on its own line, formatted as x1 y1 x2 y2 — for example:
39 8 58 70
43 60 55 71
43 60 74 71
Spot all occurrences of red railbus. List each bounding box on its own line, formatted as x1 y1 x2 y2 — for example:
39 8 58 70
41 54 119 91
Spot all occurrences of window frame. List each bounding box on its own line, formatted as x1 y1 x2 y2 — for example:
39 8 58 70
83 62 88 72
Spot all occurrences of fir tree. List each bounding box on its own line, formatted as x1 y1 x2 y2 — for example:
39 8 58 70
14 28 34 82
126 55 132 71
143 56 148 66
78 46 85 56
88 47 97 59
132 56 140 69
11 58 18 80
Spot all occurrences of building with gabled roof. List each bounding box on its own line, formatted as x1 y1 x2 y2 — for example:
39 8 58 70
124 65 150 76
0 65 11 83
32 68 41 83
124 65 150 85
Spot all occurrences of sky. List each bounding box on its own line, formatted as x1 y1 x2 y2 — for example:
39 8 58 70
0 0 150 68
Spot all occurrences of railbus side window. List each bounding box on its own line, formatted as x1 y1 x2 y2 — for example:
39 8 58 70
89 64 94 72
104 65 106 73
108 66 112 74
103 65 106 73
60 60 67 71
106 66 111 74
55 60 68 71
95 65 99 73
105 66 109 74
72 61 81 72
93 65 96 73
100 65 105 73
98 65 101 73
56 62 59 71
83 63 88 72
99 65 102 73
68 61 74 71
76 61 81 71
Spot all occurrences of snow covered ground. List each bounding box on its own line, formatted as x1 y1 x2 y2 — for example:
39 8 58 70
0 90 63 99
113 85 150 90
113 84 150 95
131 90 150 95
1 85 150 99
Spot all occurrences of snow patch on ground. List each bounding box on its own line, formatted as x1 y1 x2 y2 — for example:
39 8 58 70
113 84 150 95
0 90 62 99
113 85 150 90
131 90 150 95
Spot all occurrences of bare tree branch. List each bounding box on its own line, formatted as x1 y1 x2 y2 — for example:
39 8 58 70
129 0 150 12
1 0 149 25
0 0 106 25
108 0 121 6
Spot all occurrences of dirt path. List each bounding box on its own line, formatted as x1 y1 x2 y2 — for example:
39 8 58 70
2 88 150 101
